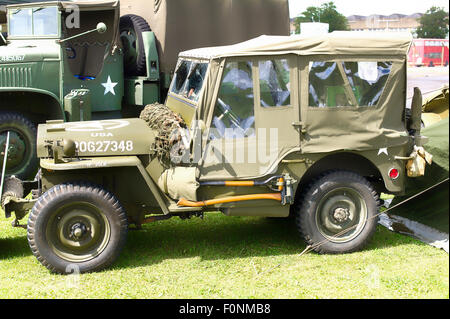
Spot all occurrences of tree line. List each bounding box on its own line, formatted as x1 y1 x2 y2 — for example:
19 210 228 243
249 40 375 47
292 2 449 39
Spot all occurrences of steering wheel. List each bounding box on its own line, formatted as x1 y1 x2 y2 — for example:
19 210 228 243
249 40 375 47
216 98 250 136
65 46 76 59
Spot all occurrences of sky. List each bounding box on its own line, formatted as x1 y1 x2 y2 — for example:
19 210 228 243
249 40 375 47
288 0 450 18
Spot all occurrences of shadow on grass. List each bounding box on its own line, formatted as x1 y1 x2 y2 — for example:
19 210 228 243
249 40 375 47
117 216 300 268
0 214 427 267
115 214 424 270
0 233 30 259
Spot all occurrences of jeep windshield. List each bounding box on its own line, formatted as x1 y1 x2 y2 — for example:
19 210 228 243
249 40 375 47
8 6 59 38
169 59 208 103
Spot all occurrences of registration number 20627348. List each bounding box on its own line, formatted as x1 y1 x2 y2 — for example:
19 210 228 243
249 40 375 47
75 140 134 153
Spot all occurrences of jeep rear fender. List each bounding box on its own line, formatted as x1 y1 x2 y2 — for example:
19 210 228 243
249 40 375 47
294 151 404 196
40 156 169 214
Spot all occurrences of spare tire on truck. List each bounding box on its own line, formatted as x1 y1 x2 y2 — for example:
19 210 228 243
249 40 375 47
119 14 151 76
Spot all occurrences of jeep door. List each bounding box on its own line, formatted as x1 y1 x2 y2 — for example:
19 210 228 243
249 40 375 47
199 55 300 180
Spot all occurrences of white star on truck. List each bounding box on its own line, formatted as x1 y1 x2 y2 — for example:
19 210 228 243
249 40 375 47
101 76 118 95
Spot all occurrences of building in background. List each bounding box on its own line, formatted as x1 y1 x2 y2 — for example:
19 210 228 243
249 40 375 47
347 13 423 35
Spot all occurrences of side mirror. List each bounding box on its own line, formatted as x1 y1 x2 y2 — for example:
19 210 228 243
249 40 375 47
58 22 108 44
96 22 107 34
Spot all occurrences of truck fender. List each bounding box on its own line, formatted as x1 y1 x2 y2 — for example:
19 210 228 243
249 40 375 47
0 88 65 121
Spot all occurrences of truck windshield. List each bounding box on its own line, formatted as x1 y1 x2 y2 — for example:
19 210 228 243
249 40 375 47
8 7 58 37
169 60 208 102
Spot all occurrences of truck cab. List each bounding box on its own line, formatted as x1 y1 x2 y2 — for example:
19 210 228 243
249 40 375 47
0 1 166 180
0 1 126 179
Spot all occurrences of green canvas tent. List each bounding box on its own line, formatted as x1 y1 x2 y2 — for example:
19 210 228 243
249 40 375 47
389 118 449 233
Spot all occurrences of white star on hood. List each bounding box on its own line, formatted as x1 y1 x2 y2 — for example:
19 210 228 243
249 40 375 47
102 76 118 95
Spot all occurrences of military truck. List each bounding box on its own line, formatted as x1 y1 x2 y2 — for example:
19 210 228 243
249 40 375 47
2 32 432 274
0 0 289 179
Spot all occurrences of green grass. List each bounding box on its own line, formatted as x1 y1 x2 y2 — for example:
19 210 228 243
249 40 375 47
0 212 448 299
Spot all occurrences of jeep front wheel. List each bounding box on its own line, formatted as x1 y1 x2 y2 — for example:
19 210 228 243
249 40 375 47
27 183 128 274
295 171 379 254
0 112 38 180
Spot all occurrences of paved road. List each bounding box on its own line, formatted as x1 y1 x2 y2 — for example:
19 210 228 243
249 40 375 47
407 67 449 107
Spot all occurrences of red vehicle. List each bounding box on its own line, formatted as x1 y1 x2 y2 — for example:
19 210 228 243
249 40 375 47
408 38 449 67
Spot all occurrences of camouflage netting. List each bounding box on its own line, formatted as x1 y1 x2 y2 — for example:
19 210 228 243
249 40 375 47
140 103 188 167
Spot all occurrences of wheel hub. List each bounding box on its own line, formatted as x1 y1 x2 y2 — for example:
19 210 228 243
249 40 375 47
69 222 88 241
47 204 111 263
316 187 368 243
0 131 26 169
332 207 350 223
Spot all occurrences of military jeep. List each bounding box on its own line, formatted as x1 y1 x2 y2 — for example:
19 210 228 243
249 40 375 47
2 32 431 273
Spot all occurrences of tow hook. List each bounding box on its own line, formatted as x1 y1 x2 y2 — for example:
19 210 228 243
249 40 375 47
12 218 26 229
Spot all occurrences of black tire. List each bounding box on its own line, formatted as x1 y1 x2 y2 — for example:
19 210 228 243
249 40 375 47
119 14 151 76
0 112 38 180
295 171 379 254
27 182 128 274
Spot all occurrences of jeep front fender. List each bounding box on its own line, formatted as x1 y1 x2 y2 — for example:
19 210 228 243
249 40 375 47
40 156 170 214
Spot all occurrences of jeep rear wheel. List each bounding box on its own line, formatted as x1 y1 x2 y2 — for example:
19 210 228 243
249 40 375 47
295 171 379 254
27 183 128 274
0 112 38 180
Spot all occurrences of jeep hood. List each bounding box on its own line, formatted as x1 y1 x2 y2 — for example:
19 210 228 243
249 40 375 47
37 118 157 158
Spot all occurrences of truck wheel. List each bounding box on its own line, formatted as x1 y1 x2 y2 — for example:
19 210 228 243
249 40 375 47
120 14 151 76
0 112 38 180
295 171 379 254
27 183 128 274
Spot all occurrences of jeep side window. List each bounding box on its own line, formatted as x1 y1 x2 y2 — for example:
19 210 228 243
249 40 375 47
342 62 392 106
308 61 354 107
170 60 192 95
210 61 255 139
186 62 208 101
170 61 207 101
259 59 291 107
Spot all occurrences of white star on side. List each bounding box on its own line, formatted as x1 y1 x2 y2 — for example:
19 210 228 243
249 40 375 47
102 76 118 96
378 148 388 156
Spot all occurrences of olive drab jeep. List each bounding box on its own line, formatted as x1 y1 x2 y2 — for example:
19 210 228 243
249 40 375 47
2 32 433 273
